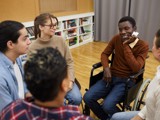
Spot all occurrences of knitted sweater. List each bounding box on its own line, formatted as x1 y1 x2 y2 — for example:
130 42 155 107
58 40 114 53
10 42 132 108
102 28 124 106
101 34 149 78
28 35 75 82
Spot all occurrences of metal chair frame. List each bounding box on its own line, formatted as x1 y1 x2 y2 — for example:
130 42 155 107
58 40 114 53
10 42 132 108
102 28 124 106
83 53 148 115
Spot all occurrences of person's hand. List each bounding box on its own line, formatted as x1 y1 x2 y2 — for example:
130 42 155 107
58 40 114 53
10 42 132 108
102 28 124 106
25 92 34 102
103 67 111 82
123 36 137 45
25 92 32 98
131 115 144 120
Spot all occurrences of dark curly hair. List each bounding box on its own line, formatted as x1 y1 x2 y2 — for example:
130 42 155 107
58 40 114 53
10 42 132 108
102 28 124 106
118 16 136 27
24 47 67 102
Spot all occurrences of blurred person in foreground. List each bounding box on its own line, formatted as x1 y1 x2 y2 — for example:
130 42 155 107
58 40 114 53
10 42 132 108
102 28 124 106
0 20 31 112
0 47 93 120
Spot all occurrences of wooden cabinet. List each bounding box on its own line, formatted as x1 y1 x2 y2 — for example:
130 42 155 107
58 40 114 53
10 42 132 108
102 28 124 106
0 0 93 22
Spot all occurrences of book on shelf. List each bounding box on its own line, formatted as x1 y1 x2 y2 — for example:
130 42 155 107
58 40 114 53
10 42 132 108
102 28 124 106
68 19 76 28
55 32 61 36
80 18 90 25
79 18 83 25
69 37 77 46
62 21 67 29
79 27 85 34
26 26 34 37
67 28 77 37
82 19 89 25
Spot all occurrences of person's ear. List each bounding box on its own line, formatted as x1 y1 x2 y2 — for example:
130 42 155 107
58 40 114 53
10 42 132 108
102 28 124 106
133 26 137 31
61 77 70 93
7 40 14 49
39 25 44 31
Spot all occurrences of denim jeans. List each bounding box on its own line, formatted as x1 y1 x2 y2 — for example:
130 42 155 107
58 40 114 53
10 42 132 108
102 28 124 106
83 77 135 120
65 82 82 105
110 111 139 120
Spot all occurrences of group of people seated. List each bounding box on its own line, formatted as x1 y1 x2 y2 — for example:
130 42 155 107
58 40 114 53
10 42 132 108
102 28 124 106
0 13 159 120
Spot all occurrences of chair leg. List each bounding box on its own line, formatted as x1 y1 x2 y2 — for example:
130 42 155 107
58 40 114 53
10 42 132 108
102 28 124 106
83 104 90 115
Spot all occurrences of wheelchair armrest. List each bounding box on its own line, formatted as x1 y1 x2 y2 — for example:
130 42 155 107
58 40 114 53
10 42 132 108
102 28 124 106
92 60 112 69
129 69 144 79
92 62 102 69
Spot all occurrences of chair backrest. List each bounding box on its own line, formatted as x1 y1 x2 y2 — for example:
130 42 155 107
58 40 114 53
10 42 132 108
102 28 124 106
75 78 81 90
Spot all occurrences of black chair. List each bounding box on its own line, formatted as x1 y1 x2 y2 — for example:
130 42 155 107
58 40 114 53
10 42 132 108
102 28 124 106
83 53 148 115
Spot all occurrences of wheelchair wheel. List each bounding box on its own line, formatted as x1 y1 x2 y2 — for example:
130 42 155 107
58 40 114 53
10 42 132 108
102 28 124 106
132 79 151 111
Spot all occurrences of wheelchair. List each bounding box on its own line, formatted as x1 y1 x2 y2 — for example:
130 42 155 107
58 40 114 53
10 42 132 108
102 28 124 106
83 54 150 115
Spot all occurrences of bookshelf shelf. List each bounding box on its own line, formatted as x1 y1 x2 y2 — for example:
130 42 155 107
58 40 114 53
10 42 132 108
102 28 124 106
23 12 94 49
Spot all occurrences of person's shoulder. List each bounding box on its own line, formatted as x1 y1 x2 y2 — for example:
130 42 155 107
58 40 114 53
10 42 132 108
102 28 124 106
62 105 93 120
137 39 149 51
70 115 93 120
0 99 25 119
62 104 79 110
0 61 11 80
138 39 149 46
2 99 24 110
52 35 67 48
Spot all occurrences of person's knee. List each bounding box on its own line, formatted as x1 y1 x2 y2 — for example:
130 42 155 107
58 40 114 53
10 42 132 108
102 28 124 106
102 101 116 115
83 91 92 104
73 95 82 105
66 86 82 105
70 92 82 105
110 113 122 120
110 111 138 120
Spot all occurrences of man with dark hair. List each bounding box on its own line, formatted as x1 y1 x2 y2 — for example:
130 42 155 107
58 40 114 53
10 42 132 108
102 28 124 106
0 47 92 120
83 16 149 120
0 20 31 112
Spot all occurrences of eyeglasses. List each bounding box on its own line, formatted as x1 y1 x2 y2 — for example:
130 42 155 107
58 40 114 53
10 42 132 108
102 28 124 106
43 24 57 28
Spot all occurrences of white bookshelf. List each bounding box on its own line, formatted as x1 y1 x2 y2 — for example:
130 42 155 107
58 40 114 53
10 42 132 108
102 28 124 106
23 12 94 49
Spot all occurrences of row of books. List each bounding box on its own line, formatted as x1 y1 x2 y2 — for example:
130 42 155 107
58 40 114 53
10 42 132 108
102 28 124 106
26 26 34 37
62 19 77 29
66 37 77 46
79 18 91 25
56 27 91 38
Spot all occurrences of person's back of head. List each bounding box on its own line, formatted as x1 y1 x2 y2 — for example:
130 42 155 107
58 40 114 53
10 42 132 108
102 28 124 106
0 20 25 53
34 13 58 39
24 47 68 102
